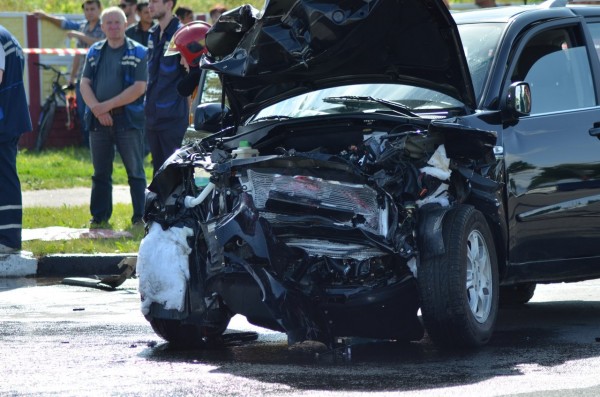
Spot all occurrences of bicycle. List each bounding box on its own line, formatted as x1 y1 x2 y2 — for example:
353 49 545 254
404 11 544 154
34 62 77 152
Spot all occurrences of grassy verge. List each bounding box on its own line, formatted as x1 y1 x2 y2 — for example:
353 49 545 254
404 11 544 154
22 203 145 256
18 146 151 256
18 147 153 191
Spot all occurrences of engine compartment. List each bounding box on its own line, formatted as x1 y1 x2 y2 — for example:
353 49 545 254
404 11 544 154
141 116 499 342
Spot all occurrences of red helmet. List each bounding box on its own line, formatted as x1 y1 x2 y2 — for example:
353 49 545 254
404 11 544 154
165 21 211 67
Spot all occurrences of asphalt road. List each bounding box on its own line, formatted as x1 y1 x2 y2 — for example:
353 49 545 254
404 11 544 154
1 278 599 396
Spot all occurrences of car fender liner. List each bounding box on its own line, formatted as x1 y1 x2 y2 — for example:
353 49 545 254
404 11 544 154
417 203 450 260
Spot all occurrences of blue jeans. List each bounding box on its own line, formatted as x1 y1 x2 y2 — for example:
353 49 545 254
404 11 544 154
0 136 21 249
89 115 146 223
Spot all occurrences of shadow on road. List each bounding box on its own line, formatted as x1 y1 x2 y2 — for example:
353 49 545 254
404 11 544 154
139 300 600 392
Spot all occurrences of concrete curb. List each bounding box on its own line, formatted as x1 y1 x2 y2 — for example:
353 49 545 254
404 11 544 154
0 251 37 277
0 253 137 278
37 253 138 277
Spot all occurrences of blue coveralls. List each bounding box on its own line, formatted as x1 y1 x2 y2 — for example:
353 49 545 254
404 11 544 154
84 38 148 224
144 17 188 174
0 25 32 250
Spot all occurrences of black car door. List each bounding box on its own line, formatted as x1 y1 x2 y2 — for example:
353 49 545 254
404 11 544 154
502 22 600 275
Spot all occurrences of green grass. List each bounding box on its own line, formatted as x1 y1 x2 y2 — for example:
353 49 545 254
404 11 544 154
22 204 145 256
18 146 153 191
18 146 151 256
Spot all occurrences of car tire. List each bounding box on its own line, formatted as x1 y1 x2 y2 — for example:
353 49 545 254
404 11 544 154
418 204 499 348
500 283 536 306
35 100 57 152
150 317 231 347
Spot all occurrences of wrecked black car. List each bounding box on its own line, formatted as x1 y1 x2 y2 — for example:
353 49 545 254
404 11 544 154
137 0 600 349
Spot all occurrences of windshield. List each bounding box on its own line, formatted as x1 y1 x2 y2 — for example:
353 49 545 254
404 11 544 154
249 83 463 123
457 22 505 100
247 23 505 124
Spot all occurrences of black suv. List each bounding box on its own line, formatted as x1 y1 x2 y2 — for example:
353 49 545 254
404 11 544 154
137 0 600 349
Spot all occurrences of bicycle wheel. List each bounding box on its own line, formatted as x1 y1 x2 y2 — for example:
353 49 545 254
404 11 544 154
35 100 57 152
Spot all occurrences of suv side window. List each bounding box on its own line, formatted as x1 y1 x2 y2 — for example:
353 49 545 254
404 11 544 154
586 22 600 64
511 27 595 114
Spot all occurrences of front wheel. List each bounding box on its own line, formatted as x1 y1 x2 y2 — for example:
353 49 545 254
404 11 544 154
35 100 57 152
418 205 499 349
150 314 231 348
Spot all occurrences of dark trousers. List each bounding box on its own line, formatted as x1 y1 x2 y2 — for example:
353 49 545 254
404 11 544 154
89 115 147 223
0 136 22 249
146 120 188 175
76 81 89 148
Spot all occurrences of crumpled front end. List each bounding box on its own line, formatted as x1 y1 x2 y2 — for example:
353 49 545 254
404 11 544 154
201 156 425 342
139 116 500 345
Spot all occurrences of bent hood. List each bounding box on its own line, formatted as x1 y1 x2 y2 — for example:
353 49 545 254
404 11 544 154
201 0 476 120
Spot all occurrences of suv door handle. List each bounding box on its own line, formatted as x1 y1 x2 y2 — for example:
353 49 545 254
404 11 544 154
589 122 600 137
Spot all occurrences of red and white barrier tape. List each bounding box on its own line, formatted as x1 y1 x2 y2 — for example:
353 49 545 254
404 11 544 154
23 48 88 56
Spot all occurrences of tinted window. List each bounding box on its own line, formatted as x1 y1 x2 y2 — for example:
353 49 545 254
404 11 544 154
586 22 600 62
457 23 504 100
512 27 595 114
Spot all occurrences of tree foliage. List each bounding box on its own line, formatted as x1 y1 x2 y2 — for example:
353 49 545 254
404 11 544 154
5 0 262 15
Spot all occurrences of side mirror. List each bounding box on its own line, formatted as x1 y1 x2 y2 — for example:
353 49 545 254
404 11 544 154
505 82 531 119
194 103 231 133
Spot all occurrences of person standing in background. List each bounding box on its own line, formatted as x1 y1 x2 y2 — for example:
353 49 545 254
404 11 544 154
33 1 105 148
118 0 139 27
175 6 194 25
126 1 156 47
0 25 32 254
145 0 188 174
475 0 497 7
209 3 227 24
126 1 156 157
165 21 210 126
79 7 148 226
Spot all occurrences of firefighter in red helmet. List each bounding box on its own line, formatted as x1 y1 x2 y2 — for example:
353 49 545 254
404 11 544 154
165 20 211 70
165 21 211 99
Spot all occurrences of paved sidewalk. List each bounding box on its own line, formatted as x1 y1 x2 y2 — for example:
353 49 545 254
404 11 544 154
22 185 131 208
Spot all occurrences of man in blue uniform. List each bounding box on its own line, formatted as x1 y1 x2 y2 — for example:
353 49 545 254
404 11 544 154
145 0 188 175
0 25 32 253
79 7 148 226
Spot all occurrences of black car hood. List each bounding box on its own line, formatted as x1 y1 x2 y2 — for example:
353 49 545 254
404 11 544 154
202 0 476 122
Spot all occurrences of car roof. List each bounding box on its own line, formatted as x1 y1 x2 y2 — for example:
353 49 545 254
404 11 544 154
453 1 600 25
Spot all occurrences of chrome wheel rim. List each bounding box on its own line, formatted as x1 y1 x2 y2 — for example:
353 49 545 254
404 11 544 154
465 229 493 323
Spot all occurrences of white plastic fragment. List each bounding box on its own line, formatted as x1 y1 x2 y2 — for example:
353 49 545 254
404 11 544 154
417 144 451 207
137 222 193 315
420 144 451 181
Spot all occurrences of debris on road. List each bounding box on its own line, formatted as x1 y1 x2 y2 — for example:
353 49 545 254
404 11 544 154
62 257 136 290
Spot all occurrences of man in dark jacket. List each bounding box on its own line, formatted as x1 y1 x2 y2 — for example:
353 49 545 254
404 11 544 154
145 0 187 174
0 25 32 254
125 1 156 47
80 7 148 226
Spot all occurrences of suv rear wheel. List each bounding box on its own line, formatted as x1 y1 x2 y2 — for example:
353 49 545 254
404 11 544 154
419 205 499 348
